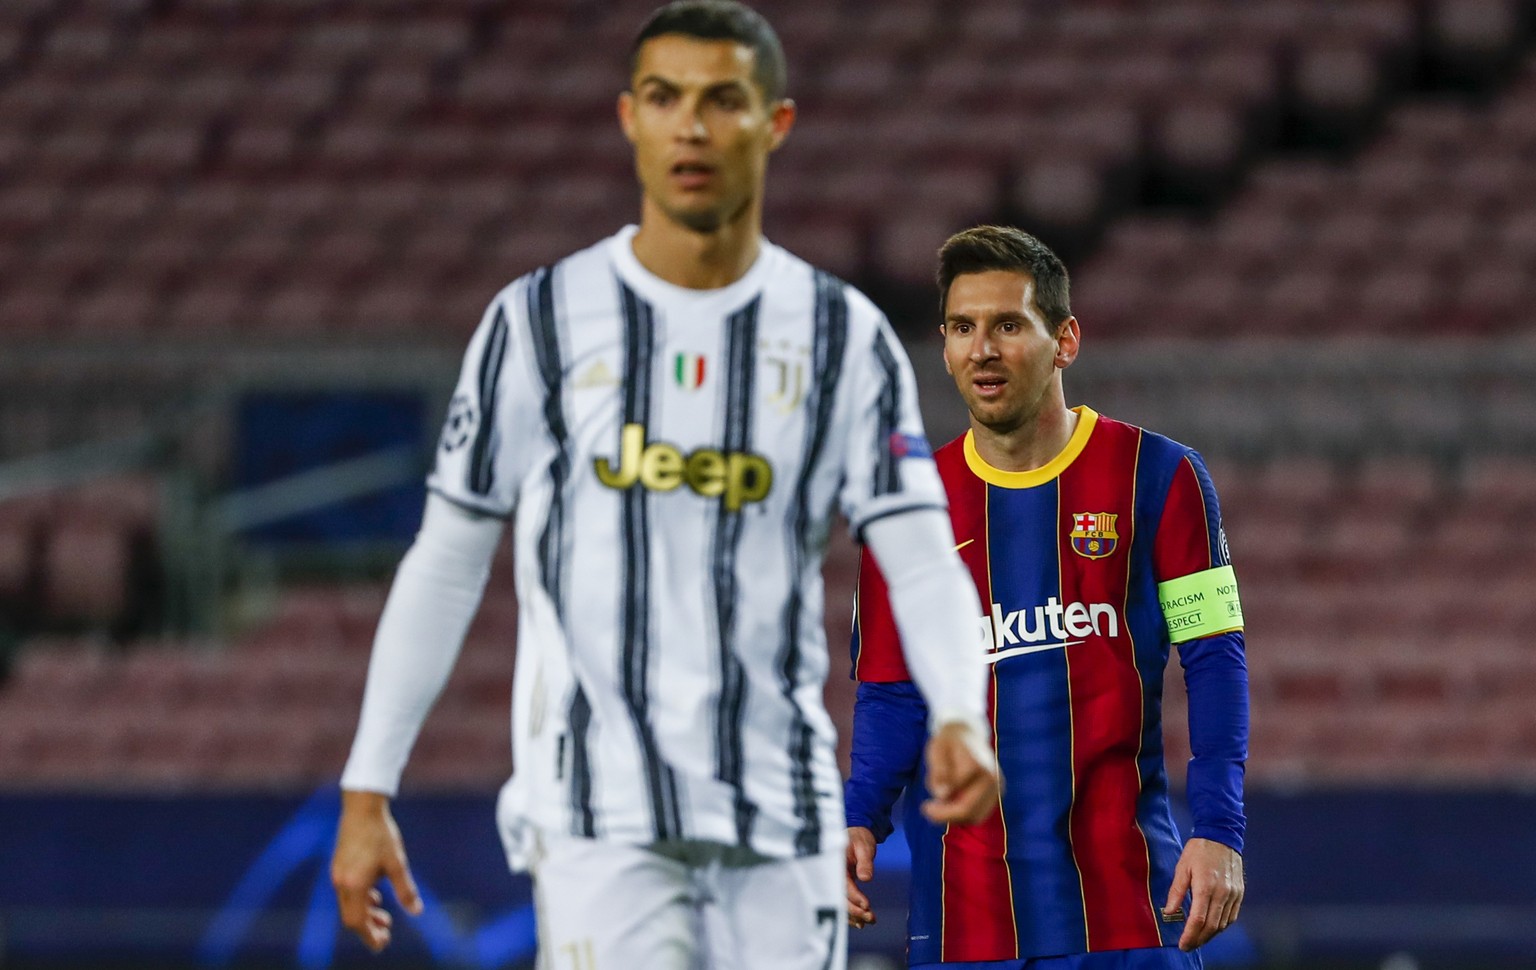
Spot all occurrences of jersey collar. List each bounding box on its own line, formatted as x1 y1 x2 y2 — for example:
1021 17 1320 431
962 406 1099 489
608 224 777 310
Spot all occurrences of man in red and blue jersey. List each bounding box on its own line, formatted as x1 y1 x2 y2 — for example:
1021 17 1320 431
844 225 1248 969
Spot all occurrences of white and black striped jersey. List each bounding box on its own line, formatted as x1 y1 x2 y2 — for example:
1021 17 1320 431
430 226 947 861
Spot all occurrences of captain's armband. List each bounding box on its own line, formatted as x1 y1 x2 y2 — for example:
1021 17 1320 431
1157 565 1243 643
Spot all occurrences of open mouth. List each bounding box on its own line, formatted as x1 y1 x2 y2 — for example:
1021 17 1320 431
670 161 715 187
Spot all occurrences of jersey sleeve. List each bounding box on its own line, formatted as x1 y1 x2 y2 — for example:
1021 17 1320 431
836 313 948 537
427 283 541 518
1153 450 1236 588
339 495 502 796
849 544 913 682
1155 451 1249 853
844 547 935 841
845 681 928 842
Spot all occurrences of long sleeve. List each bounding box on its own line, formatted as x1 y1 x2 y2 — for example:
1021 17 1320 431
1154 451 1249 853
844 681 928 842
861 508 988 735
339 494 504 795
1180 630 1249 852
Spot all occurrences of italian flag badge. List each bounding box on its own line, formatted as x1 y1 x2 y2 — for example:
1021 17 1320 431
674 352 707 390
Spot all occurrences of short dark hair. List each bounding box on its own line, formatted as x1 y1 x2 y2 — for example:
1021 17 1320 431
630 1 787 102
938 225 1072 330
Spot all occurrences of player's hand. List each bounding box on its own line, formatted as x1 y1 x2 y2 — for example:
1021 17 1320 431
331 789 424 953
845 826 878 928
920 719 1000 825
1164 837 1244 951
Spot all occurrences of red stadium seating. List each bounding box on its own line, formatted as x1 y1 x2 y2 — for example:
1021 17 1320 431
0 448 1534 791
0 0 1527 343
2 0 1536 796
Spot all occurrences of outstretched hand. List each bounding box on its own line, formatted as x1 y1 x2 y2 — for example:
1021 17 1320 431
921 720 1000 826
331 790 424 953
1164 837 1244 951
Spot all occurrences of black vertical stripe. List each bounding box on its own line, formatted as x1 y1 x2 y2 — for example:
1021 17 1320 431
617 282 683 842
529 268 566 608
778 271 849 855
567 691 595 836
712 296 762 846
525 266 594 836
871 332 902 496
467 306 510 496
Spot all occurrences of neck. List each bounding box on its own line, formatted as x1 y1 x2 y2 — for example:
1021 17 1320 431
630 196 762 289
969 393 1077 473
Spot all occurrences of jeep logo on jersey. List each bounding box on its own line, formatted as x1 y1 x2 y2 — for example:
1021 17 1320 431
977 598 1121 659
595 423 772 511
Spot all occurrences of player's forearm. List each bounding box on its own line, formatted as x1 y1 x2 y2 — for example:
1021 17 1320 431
340 494 502 795
1182 630 1249 852
845 681 927 841
861 509 988 734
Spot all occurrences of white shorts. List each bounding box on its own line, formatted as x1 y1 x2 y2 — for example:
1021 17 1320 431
529 833 846 970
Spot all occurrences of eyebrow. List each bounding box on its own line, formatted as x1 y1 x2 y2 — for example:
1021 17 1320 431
945 311 1029 325
635 75 753 97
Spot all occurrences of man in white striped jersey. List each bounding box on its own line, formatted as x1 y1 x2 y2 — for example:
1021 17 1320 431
332 3 998 967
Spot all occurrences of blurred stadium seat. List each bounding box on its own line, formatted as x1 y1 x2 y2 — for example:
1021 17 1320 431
0 0 1533 801
0 0 1527 344
6 10 1536 970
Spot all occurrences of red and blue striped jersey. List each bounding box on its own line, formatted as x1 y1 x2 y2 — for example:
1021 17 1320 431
846 407 1249 964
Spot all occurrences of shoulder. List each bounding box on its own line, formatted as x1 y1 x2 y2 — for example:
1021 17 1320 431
933 433 972 486
1094 412 1199 466
562 234 620 276
478 235 615 328
933 433 968 466
767 242 888 330
841 280 892 340
1093 416 1224 525
540 235 616 296
838 277 887 325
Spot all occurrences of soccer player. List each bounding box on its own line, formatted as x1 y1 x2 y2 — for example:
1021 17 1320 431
844 226 1249 969
329 4 999 968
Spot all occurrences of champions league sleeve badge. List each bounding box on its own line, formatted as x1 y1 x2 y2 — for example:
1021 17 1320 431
439 393 477 453
889 432 932 459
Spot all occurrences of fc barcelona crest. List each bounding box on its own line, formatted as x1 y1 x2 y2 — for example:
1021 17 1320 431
1070 511 1119 559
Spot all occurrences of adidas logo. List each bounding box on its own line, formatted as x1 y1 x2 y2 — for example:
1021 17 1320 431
575 359 619 390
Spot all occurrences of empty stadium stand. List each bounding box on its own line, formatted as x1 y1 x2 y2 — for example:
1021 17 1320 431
1076 59 1536 337
2 0 1535 799
4 446 1535 790
1 0 1533 338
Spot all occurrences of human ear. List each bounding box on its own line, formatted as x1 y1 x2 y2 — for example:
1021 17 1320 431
767 98 796 151
617 91 637 145
1054 316 1081 368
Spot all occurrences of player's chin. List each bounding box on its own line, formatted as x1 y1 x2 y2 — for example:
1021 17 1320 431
967 401 1014 427
662 198 727 233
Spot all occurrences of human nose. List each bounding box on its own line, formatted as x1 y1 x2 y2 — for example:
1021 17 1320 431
674 96 708 141
968 331 998 361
